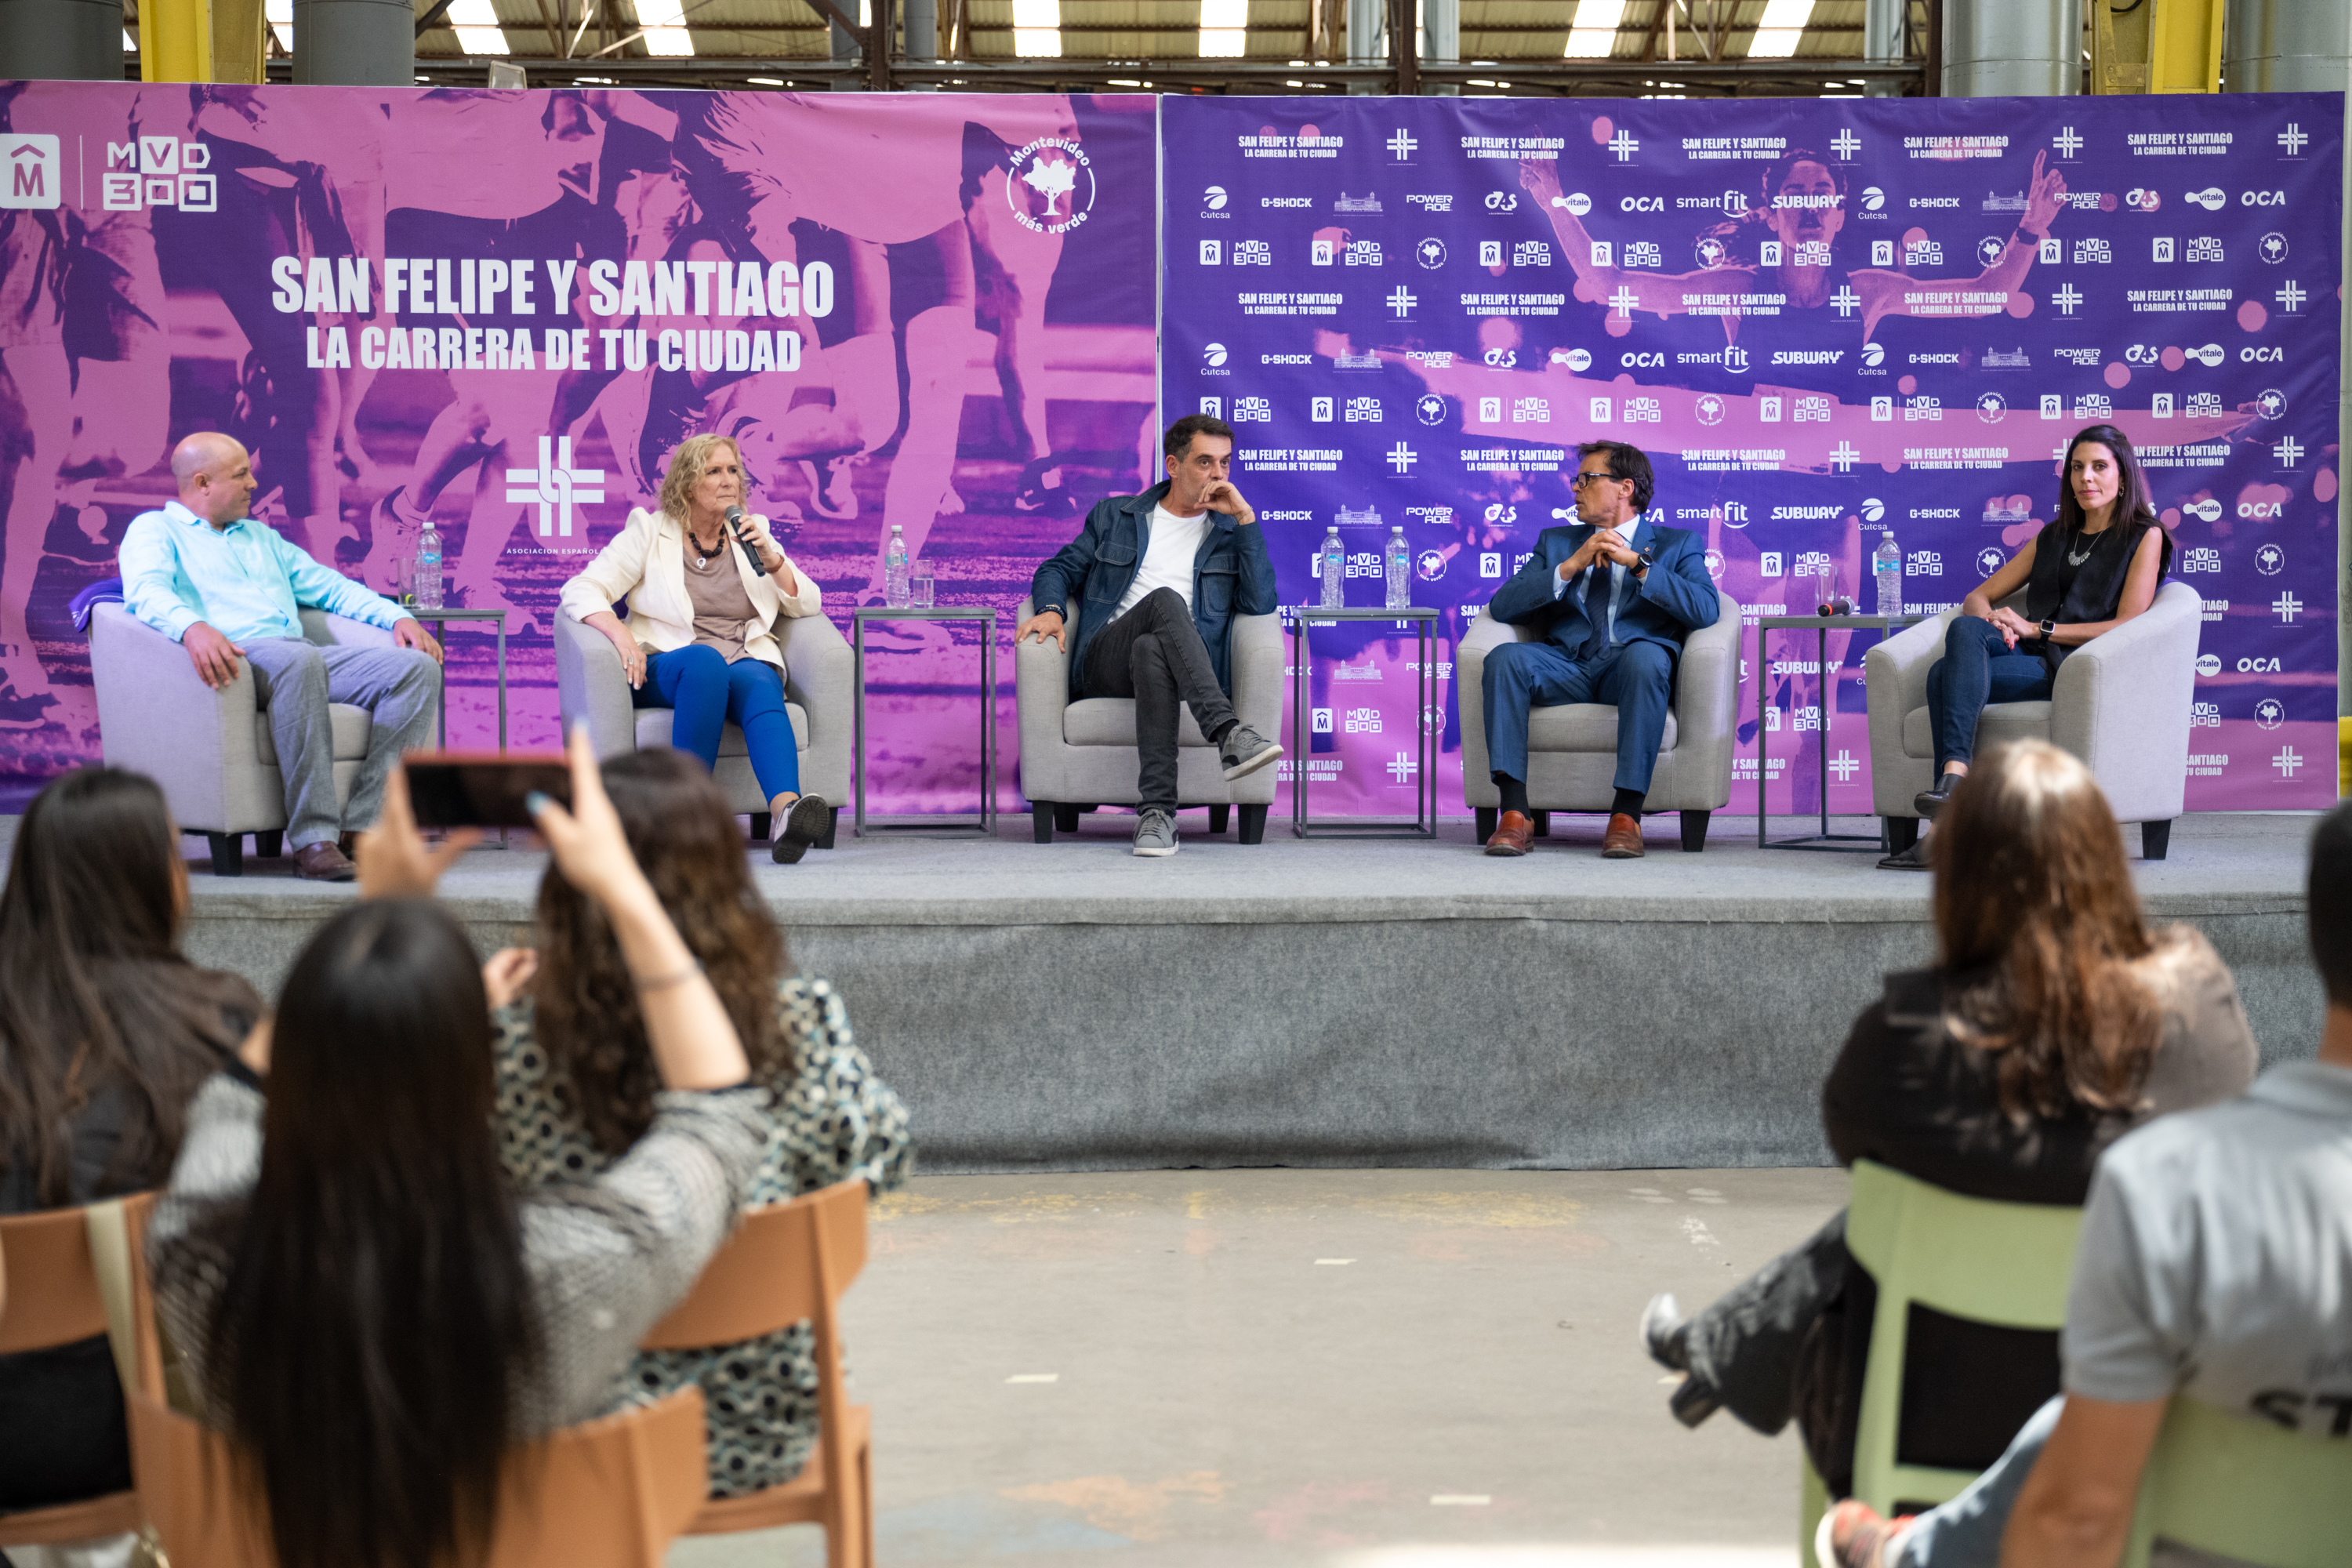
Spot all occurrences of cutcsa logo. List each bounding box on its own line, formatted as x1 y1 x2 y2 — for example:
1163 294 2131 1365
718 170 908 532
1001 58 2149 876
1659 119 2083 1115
1203 185 1229 211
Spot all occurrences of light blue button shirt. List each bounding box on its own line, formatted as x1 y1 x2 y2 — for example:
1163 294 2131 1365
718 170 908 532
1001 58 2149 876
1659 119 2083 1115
1551 514 1652 646
119 501 408 644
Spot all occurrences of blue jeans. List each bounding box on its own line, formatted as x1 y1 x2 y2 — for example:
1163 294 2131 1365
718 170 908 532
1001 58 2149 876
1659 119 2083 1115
1926 617 2054 775
1480 638 1675 797
634 644 800 801
1891 1394 2062 1567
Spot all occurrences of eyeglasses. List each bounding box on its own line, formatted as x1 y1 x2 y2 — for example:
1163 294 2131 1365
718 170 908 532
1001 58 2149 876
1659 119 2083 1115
1569 470 1624 488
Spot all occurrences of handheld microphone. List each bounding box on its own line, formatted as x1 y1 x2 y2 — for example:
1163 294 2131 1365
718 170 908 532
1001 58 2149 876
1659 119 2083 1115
723 504 764 571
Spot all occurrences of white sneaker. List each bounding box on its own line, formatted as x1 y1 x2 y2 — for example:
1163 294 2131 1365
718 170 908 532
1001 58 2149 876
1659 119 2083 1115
1132 808 1178 857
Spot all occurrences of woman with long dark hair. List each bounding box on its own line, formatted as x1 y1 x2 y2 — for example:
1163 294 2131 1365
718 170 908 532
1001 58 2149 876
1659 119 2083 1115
485 746 909 1497
1882 424 2172 870
147 733 768 1568
1638 742 2253 1504
0 768 262 1530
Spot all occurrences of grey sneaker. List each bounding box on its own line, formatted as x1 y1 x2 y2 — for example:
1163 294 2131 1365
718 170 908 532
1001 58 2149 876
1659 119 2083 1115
1132 808 1178 857
1219 724 1283 782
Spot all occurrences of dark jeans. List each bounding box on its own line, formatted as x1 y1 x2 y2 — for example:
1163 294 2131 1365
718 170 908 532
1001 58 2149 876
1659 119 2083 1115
1684 1209 1849 1438
1080 588 1238 815
1927 617 2055 775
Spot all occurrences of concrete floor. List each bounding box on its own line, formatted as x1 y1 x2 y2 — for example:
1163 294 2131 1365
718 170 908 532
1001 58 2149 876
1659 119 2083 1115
676 1167 1846 1568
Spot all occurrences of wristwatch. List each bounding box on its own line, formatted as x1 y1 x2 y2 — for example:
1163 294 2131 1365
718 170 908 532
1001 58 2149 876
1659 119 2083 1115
2038 618 2057 639
1635 549 1656 577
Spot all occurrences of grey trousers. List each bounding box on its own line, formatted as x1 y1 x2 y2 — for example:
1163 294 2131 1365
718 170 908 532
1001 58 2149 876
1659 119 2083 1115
1893 1394 2060 1566
241 638 440 850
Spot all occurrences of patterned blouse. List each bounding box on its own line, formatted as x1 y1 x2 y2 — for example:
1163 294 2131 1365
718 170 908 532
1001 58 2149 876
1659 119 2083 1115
492 975 913 1497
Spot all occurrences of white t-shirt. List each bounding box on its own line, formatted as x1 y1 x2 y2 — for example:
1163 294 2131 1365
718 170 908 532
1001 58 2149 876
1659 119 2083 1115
1112 504 1213 620
2063 1060 2352 1432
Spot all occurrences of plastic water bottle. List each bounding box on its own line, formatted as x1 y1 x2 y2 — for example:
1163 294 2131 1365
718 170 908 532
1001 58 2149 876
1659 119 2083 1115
414 522 443 611
1874 532 1902 617
884 524 909 608
1385 525 1410 610
1319 526 1345 610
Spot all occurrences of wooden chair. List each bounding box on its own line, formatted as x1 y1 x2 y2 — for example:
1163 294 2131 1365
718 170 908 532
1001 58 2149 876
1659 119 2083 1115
127 1387 709 1568
641 1178 873 1568
0 1193 164 1552
2121 1394 2352 1566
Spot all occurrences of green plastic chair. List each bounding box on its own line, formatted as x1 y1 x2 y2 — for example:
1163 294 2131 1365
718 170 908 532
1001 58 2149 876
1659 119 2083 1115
1798 1159 2085 1552
2122 1395 2352 1566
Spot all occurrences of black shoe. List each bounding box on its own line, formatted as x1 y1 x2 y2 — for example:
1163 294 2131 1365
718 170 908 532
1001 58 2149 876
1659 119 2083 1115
1912 770 1962 821
771 795 831 864
1639 1292 1690 1373
1878 837 1932 872
1668 1373 1722 1428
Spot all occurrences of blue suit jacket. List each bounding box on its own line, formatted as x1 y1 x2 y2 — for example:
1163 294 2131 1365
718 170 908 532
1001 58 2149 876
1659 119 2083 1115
1484 519 1721 665
1029 481 1279 699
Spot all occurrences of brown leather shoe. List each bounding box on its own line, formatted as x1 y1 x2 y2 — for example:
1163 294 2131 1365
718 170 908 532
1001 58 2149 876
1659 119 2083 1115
1485 809 1535 856
338 831 359 859
1602 812 1646 858
295 841 358 882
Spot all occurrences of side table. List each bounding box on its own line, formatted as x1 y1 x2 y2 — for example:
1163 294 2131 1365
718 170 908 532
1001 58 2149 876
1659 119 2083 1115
852 606 997 836
1753 612 1926 851
412 607 509 751
1287 606 1439 837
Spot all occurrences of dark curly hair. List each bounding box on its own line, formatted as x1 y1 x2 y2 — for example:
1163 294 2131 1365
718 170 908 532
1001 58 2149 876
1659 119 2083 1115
530 749 786 1154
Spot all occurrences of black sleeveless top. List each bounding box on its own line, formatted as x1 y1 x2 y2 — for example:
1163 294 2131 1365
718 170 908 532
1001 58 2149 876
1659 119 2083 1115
2020 514 2170 675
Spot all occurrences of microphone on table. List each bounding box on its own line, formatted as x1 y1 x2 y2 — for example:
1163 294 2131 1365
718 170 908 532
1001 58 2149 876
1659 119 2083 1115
723 505 764 572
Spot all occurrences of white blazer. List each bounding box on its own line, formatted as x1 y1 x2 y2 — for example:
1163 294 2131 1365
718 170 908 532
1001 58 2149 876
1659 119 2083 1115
558 507 823 677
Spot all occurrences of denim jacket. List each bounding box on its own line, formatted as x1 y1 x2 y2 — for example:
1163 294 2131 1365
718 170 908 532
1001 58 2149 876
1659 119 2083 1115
1029 481 1279 699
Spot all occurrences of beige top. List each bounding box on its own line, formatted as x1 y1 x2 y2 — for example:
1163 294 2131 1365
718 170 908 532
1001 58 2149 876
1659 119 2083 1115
557 507 822 676
683 542 760 663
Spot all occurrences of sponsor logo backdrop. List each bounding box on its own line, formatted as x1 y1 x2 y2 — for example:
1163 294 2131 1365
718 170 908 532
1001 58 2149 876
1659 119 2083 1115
0 83 1155 805
1163 93 2343 815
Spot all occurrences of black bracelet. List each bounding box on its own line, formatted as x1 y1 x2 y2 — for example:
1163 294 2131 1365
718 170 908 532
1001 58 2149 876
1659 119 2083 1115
2011 226 2047 248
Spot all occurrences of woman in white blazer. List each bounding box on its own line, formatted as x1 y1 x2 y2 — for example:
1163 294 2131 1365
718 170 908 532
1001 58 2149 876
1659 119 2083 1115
557 434 831 862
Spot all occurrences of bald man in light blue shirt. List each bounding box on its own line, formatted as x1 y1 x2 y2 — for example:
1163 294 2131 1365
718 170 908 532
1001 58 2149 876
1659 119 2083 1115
119 434 445 880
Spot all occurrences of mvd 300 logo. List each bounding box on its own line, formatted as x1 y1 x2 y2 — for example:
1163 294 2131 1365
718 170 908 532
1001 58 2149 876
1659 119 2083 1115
1006 138 1094 236
103 137 217 212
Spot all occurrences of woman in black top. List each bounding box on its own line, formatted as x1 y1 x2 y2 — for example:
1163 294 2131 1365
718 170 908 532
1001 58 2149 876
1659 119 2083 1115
1882 424 2171 871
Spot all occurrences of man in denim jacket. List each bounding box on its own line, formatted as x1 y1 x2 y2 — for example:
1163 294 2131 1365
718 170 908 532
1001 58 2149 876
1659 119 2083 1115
1018 414 1283 856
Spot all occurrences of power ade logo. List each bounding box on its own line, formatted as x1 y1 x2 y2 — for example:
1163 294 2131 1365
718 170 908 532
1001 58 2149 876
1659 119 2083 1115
1007 139 1093 236
2 135 60 210
103 137 217 212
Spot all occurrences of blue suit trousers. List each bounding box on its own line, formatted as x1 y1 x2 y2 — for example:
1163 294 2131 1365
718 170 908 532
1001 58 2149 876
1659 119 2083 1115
634 644 800 801
1481 638 1675 798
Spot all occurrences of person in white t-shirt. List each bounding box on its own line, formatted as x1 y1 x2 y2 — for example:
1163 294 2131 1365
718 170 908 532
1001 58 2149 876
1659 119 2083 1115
1818 801 2352 1568
1018 415 1282 856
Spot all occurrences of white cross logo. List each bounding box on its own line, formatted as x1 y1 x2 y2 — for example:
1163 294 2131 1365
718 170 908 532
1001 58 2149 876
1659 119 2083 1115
1830 285 1860 318
2052 125 2084 157
2274 436 2304 466
2274 590 2303 622
1387 285 1416 316
506 435 604 537
1608 129 1639 162
1386 751 1418 782
1829 750 1860 782
2279 123 2309 155
2275 746 2304 779
1830 129 1860 160
1607 285 1639 319
2276 280 2307 310
2053 285 2083 315
1386 442 1417 474
1830 441 1860 473
1387 129 1417 160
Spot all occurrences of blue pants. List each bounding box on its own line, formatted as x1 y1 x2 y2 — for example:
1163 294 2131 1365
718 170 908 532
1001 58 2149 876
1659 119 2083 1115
1890 1394 2062 1566
634 644 800 801
1480 638 1675 797
1927 617 2054 775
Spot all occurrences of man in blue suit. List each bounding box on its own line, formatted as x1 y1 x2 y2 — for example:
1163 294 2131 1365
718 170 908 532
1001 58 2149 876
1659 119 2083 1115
1481 440 1719 858
1018 414 1284 857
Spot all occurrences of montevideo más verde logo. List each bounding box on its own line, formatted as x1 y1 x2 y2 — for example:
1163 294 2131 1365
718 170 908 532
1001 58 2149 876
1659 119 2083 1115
1007 138 1095 237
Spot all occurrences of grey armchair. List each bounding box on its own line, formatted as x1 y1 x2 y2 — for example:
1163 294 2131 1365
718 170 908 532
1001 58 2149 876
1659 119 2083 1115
554 611 854 847
1864 579 2202 860
1456 590 1741 851
1014 593 1283 843
88 601 401 876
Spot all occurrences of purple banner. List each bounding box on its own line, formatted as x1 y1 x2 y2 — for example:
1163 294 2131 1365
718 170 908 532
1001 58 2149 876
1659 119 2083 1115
1161 93 2343 815
0 83 1157 804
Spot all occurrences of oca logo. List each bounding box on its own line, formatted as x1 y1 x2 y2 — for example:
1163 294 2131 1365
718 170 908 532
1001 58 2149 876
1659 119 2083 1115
2239 657 2283 673
2238 500 2283 520
2244 191 2286 206
2194 654 2223 677
2243 346 2284 362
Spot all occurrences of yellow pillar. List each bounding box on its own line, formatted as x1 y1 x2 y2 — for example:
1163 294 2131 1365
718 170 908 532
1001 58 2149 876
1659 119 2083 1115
2093 0 2227 94
140 0 267 84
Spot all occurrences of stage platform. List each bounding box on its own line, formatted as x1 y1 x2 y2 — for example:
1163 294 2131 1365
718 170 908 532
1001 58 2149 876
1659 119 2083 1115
19 810 2320 1174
